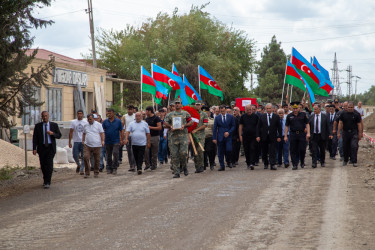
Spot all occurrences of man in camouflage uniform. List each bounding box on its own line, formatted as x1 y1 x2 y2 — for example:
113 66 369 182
165 98 193 178
191 100 208 173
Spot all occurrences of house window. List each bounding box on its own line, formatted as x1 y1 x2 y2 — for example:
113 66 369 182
22 88 41 125
45 88 62 121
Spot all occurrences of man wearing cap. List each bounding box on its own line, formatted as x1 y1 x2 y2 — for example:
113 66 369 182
284 102 310 170
192 100 208 173
164 98 193 178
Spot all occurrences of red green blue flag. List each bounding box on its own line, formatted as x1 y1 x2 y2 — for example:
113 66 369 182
291 48 328 97
152 64 181 92
312 56 334 94
141 66 156 96
198 66 223 101
183 75 201 104
285 60 315 104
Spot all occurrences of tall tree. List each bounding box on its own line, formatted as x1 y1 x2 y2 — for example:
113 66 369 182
255 35 304 103
0 0 54 128
94 4 256 106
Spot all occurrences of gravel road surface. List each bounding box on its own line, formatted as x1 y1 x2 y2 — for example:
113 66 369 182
0 156 374 249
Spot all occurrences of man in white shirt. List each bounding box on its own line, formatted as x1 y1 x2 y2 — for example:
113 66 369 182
125 112 150 175
355 101 364 119
122 105 136 171
69 110 88 175
82 114 104 178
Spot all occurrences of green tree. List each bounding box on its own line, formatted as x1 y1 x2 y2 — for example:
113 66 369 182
0 0 54 128
94 4 256 106
255 35 305 104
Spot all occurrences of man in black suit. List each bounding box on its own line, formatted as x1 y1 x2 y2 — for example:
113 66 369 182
327 104 337 159
308 103 332 168
256 103 282 170
33 111 62 188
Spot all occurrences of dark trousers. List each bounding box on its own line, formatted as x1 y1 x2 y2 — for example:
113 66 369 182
311 134 327 164
119 144 124 162
290 132 307 167
132 145 146 170
231 138 241 164
255 140 261 163
261 136 276 166
204 136 216 167
37 145 55 185
243 136 256 166
105 144 120 170
276 135 290 165
330 134 339 157
342 130 359 163
217 137 232 168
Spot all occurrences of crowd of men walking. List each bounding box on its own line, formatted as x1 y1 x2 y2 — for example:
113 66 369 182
33 98 365 188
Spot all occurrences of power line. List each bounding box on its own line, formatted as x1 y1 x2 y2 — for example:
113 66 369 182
40 9 86 19
258 31 375 44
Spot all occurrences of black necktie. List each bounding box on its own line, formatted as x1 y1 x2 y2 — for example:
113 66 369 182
268 114 271 127
44 123 48 146
223 115 226 124
316 115 319 134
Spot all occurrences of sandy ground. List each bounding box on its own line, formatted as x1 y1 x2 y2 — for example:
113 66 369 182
0 143 375 249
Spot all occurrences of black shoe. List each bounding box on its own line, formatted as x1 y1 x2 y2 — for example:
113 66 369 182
312 164 317 168
173 173 180 178
90 167 94 171
292 166 298 170
184 168 189 176
301 163 305 169
128 168 135 172
99 168 103 172
234 162 238 166
210 165 214 171
321 163 325 167
343 161 348 166
76 166 80 173
195 167 203 173
330 157 336 160
271 165 277 170
165 158 168 163
151 166 157 170
218 168 225 171
255 162 259 166
284 163 289 168
137 170 142 175
264 165 268 169
250 165 254 170
144 166 150 171
227 163 232 169
159 161 164 165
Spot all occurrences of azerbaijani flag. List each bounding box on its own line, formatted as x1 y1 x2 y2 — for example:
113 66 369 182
285 60 316 104
155 81 168 104
198 66 223 101
141 66 156 96
291 48 328 97
312 56 334 94
183 75 201 104
152 64 181 92
172 63 179 77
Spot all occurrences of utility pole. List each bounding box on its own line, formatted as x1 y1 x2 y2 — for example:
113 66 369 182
250 72 253 91
331 53 341 98
346 65 352 98
353 76 361 99
86 0 97 68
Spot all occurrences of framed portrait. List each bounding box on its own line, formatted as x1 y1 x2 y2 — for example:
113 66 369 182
172 116 182 129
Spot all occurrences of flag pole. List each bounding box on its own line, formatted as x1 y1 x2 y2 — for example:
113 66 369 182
198 65 201 96
140 66 143 111
281 57 288 105
290 85 293 103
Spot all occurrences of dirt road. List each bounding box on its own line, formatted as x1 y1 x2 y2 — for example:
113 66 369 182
1 155 374 249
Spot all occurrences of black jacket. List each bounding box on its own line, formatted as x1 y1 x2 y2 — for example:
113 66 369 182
33 121 62 154
256 113 282 141
309 113 332 140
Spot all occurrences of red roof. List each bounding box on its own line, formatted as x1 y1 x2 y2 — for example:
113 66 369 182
26 48 94 68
